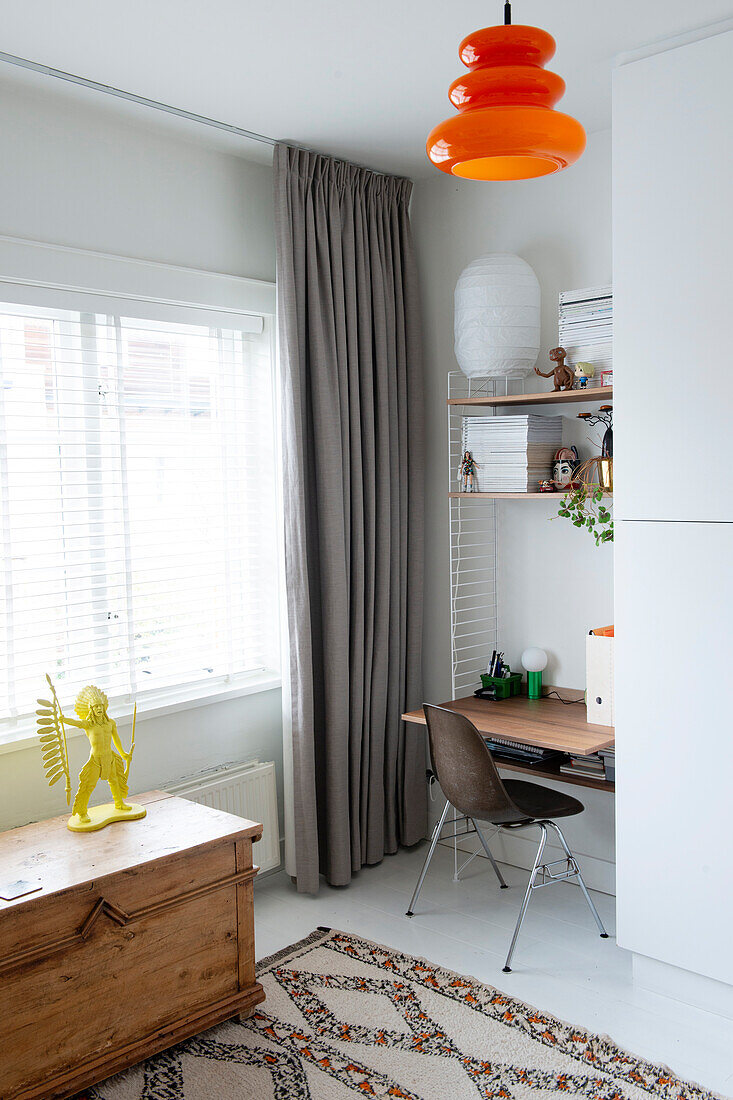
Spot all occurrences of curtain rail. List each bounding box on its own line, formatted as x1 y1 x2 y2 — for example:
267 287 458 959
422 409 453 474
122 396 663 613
0 49 276 147
0 49 405 178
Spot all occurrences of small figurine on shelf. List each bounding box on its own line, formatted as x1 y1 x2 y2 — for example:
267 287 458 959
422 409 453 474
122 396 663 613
534 346 574 392
573 362 595 389
538 479 556 493
459 450 479 492
552 446 580 491
35 674 146 833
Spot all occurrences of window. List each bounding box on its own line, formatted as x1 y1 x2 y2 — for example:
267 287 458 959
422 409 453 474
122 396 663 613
0 301 279 734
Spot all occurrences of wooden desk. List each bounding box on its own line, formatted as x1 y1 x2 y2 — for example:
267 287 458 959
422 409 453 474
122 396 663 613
0 790 264 1100
402 695 615 793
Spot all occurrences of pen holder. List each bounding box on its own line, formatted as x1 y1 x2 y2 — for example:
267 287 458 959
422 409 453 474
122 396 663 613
479 672 522 699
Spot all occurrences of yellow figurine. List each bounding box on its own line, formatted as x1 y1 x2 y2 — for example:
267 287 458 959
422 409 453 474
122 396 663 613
36 674 146 832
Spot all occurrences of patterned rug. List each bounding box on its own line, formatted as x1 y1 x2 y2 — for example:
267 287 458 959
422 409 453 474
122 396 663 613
87 927 725 1100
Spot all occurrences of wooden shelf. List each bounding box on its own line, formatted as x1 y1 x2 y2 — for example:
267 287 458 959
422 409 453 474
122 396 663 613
448 385 612 408
449 491 612 500
450 492 552 499
496 757 614 793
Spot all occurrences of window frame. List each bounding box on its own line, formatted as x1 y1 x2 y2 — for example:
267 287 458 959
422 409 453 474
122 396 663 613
0 235 280 751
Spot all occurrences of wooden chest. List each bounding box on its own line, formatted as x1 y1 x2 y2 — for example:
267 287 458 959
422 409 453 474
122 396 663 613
0 790 264 1100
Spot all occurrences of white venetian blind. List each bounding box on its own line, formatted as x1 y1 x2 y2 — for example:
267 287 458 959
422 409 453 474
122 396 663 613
0 299 279 728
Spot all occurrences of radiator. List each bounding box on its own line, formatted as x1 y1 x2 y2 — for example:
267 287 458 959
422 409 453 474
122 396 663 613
166 761 280 873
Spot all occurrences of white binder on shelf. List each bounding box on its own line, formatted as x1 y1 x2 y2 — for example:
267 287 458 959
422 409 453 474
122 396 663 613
586 632 614 726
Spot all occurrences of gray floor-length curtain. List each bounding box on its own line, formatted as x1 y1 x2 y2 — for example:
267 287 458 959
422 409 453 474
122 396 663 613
274 143 427 894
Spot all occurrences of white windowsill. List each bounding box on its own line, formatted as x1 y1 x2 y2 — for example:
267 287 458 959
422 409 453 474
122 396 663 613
0 671 282 757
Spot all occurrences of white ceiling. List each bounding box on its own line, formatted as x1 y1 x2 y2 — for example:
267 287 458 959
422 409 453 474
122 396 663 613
2 0 733 177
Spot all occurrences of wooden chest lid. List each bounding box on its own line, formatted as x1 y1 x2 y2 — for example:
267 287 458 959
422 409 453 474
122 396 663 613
0 791 262 914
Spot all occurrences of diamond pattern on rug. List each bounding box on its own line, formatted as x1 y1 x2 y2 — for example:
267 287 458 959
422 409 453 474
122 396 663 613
88 928 728 1100
261 966 638 1100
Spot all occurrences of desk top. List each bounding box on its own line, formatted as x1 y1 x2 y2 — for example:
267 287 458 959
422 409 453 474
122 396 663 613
402 695 614 756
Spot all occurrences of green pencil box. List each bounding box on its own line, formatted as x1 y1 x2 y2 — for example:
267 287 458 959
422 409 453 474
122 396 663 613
479 672 522 699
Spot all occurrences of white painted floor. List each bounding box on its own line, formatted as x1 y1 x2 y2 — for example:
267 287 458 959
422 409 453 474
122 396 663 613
254 843 733 1097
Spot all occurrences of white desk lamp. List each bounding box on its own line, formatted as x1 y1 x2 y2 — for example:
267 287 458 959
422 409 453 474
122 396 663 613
522 647 547 700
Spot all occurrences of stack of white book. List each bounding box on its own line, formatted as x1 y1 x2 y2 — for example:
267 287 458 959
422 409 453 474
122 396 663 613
461 415 563 493
558 285 612 373
559 753 608 780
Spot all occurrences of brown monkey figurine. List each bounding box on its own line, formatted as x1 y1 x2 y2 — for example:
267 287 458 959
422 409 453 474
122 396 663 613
535 347 574 391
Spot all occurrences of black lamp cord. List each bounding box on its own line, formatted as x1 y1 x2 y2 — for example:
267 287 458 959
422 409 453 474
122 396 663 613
544 691 586 706
504 1 512 24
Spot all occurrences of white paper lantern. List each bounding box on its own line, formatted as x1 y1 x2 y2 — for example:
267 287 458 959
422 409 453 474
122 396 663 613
454 253 541 378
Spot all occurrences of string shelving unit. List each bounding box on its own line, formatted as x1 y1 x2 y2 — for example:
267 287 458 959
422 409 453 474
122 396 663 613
447 375 613 696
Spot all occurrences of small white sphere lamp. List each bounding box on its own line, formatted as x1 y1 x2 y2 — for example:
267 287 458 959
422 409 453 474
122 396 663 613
522 647 548 700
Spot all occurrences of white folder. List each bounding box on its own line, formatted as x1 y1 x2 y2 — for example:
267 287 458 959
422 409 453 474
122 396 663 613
586 634 614 726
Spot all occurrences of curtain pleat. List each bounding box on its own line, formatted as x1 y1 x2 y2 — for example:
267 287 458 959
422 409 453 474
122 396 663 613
274 144 426 893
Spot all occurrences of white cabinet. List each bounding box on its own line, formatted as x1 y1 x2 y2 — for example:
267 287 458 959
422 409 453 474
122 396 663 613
615 520 733 986
613 30 733 522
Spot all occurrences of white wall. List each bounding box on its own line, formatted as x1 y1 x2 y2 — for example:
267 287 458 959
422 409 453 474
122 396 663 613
412 128 614 701
0 74 275 281
0 76 283 835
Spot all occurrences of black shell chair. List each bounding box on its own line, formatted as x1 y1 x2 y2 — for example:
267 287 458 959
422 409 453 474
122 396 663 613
406 703 608 971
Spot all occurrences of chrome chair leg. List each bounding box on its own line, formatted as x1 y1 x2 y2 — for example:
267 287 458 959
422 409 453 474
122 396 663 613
406 799 451 917
502 823 548 973
470 818 508 889
452 804 460 882
546 820 609 938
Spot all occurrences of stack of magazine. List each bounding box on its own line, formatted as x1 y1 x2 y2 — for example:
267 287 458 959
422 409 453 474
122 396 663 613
558 285 612 373
461 415 562 493
559 753 608 780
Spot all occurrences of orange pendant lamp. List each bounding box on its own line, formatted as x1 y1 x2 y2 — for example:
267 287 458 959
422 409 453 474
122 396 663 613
427 2 585 181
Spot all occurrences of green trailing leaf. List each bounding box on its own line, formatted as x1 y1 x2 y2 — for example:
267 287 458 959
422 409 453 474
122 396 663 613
557 486 613 545
36 698 53 708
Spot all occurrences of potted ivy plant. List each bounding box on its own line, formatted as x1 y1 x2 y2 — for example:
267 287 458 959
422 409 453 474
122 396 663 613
557 457 613 545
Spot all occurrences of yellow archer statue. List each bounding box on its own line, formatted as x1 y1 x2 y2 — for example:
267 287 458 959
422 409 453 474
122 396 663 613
36 674 146 833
